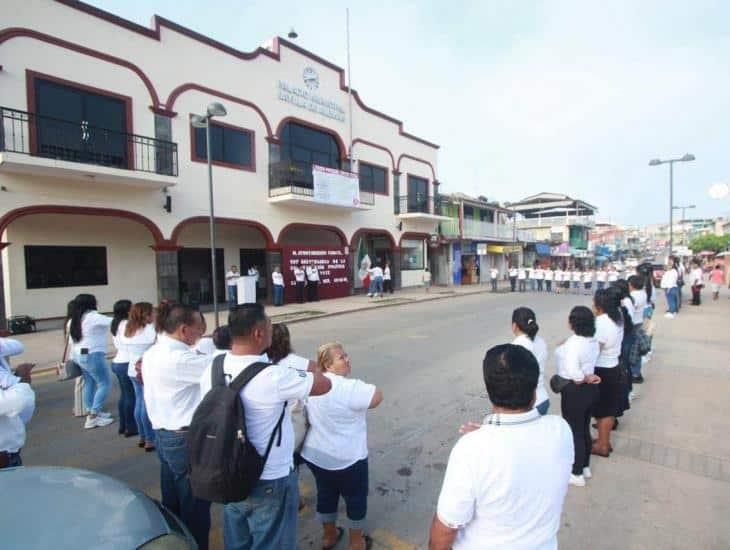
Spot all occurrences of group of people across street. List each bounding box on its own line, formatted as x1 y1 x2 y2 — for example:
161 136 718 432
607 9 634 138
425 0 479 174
505 263 639 295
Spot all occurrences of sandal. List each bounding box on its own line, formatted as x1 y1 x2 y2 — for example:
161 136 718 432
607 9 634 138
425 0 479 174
323 527 344 550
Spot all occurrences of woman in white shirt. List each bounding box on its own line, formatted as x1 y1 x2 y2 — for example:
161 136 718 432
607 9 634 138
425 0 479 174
120 302 158 451
110 299 136 437
554 268 563 294
544 266 554 293
572 268 583 295
301 342 383 550
383 261 393 294
583 269 594 296
555 306 601 486
591 289 625 457
511 308 550 415
517 266 527 292
689 260 704 306
628 276 649 382
69 294 115 430
660 261 679 318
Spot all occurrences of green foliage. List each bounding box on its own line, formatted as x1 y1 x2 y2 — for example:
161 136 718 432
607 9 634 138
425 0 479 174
689 234 730 253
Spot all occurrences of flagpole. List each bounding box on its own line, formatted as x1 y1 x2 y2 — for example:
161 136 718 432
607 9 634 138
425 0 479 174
346 7 354 164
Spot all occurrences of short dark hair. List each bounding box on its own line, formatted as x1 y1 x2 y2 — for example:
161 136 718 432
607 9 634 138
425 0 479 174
161 304 201 334
569 306 596 337
482 344 538 410
212 325 232 350
628 274 644 290
228 303 268 338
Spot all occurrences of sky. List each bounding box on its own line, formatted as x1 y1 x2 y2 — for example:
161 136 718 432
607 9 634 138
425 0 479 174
88 0 730 226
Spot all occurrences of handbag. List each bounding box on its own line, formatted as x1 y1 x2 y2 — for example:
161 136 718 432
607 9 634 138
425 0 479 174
73 376 88 417
549 374 572 394
57 338 82 381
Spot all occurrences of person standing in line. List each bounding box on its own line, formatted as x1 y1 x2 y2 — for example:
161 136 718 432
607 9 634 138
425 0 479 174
293 263 307 304
554 267 563 294
510 307 550 415
110 299 136 438
572 268 582 295
583 268 594 296
430 344 573 550
591 289 625 457
121 302 158 452
508 265 518 292
675 256 686 310
517 266 527 292
0 352 35 469
544 265 554 293
226 265 241 308
490 266 499 292
607 265 619 287
689 260 704 306
553 306 601 487
301 342 383 550
199 304 332 550
628 276 648 384
423 267 433 293
272 266 285 307
709 264 724 301
306 263 320 302
142 304 211 549
660 259 679 318
383 261 394 294
535 265 545 292
368 263 384 298
596 266 608 290
527 265 536 292
69 294 115 430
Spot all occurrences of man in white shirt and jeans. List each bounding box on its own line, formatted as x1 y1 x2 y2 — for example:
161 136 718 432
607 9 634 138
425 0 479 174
199 303 332 549
430 344 573 550
226 265 241 308
142 305 211 550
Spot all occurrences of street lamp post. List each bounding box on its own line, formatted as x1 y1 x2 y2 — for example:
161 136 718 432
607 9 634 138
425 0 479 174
191 102 227 328
672 204 696 245
648 153 695 259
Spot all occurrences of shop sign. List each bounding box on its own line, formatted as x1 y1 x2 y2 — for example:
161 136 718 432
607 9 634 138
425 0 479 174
278 67 346 122
313 165 360 207
281 246 350 301
476 243 488 255
487 245 504 253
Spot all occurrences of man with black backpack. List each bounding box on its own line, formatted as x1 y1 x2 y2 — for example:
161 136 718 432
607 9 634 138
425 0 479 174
196 303 332 550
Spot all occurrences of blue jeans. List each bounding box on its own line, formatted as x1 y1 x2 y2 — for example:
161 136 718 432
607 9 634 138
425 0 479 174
273 285 284 306
597 281 605 290
0 452 22 469
530 279 536 291
491 279 498 291
666 287 678 314
368 276 383 295
131 377 154 444
111 362 136 435
155 429 211 550
76 351 111 415
536 400 550 415
224 469 299 550
228 285 238 307
306 458 369 529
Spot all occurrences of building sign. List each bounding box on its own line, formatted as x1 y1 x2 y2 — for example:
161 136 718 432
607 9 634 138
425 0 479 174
313 165 360 207
281 247 350 301
278 67 346 122
487 245 504 253
476 243 488 255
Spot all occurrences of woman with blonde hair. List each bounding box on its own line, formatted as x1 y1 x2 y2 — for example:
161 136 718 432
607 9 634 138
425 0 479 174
301 342 383 550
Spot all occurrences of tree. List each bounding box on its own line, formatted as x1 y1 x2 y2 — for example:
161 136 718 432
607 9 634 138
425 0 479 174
689 234 730 253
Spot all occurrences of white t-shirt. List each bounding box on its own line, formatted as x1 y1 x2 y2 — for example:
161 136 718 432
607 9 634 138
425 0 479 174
112 320 129 364
301 372 376 470
534 269 544 280
554 270 563 282
272 272 284 286
0 382 35 453
436 411 572 550
384 267 392 280
119 323 157 378
195 337 217 356
660 268 678 289
293 268 306 283
690 268 703 286
226 270 239 287
544 269 554 281
512 334 549 406
607 270 619 282
275 353 310 372
199 353 314 480
509 268 518 278
247 268 260 282
306 267 320 282
370 266 384 279
555 335 599 382
630 289 647 325
71 311 112 355
517 269 526 280
490 268 499 279
583 271 594 283
572 271 582 282
595 314 623 368
526 268 534 280
597 270 607 282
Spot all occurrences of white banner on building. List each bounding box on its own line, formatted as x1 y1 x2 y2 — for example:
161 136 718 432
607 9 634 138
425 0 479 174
312 165 360 207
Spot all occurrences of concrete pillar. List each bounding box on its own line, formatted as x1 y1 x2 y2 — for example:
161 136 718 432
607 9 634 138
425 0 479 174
393 248 402 290
154 248 180 304
0 244 7 331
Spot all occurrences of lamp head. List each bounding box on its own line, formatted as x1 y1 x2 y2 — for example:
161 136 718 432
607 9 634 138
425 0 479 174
287 28 298 39
190 114 207 128
207 102 227 117
649 159 662 166
681 153 695 162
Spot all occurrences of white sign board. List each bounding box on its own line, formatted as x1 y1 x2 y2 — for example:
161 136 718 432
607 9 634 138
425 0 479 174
476 243 488 255
312 165 360 207
236 276 257 305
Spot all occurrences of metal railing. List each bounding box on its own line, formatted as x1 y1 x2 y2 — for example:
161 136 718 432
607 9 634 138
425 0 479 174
439 218 460 238
0 107 178 176
397 194 442 215
268 160 374 205
517 215 595 228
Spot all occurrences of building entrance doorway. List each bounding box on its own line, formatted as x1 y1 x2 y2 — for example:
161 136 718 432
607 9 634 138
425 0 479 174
240 248 267 300
178 248 224 306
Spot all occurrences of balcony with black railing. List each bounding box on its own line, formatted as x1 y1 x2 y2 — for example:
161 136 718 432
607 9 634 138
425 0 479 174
0 107 178 187
268 160 374 209
396 194 448 221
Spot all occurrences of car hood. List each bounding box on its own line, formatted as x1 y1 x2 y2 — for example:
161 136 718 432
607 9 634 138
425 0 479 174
1 466 169 549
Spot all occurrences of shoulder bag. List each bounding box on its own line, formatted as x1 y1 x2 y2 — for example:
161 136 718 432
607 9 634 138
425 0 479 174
57 337 82 381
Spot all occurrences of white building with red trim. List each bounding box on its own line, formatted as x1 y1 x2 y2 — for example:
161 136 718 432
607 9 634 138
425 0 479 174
0 0 448 322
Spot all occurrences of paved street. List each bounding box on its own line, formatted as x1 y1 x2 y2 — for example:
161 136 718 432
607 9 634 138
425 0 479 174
21 289 730 549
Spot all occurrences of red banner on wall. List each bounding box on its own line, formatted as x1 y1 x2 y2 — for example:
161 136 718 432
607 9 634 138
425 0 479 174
280 246 351 301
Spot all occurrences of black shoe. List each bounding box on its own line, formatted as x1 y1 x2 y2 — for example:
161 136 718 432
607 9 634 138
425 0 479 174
632 375 644 384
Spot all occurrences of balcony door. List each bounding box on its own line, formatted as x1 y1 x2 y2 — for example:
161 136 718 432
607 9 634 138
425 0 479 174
407 175 429 213
34 78 128 168
273 122 341 192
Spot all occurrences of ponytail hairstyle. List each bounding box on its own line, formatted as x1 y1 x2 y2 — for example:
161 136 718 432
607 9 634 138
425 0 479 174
606 286 633 337
63 299 75 339
125 302 154 337
111 299 132 336
69 294 98 343
512 307 539 341
594 288 623 326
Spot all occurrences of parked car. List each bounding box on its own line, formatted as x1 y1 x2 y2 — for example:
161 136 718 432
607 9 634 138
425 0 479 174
2 466 197 549
7 315 37 335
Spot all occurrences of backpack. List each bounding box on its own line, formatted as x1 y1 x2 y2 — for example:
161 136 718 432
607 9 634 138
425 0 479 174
188 354 287 504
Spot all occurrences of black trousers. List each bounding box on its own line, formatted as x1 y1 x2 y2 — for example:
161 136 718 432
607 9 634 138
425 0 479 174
509 277 517 291
307 280 319 301
383 279 393 293
561 382 599 475
296 281 306 303
546 280 552 292
691 284 701 305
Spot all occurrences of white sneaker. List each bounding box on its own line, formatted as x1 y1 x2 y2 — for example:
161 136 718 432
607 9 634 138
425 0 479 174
569 474 586 487
583 467 593 479
664 313 675 319
84 415 115 429
97 411 112 419
367 294 372 298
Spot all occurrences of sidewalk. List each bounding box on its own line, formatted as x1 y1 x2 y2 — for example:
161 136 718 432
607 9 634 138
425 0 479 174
9 282 505 373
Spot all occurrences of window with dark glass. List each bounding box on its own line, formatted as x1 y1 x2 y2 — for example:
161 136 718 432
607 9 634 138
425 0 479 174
194 123 253 169
358 162 387 195
25 245 108 289
272 122 341 189
407 175 429 213
479 209 495 223
463 205 474 218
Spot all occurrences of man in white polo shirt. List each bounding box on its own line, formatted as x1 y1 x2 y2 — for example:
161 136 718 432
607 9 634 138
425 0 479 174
142 304 211 550
430 344 573 550
306 264 320 302
199 303 332 549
